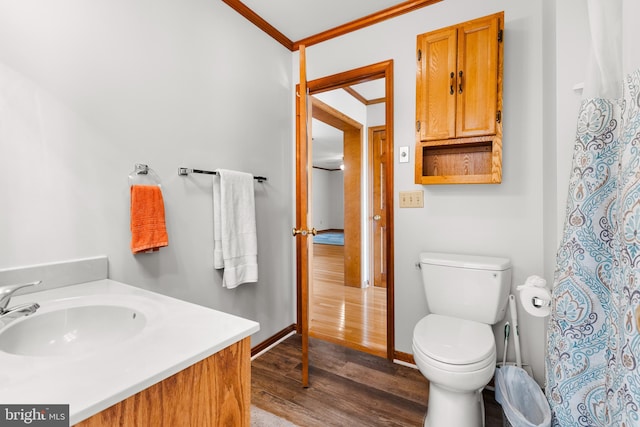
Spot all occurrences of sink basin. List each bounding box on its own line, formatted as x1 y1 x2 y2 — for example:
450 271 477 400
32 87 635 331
0 305 146 357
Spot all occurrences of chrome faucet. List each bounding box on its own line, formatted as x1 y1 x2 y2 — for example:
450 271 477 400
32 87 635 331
0 281 41 327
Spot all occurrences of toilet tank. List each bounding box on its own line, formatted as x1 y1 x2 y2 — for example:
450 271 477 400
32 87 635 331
419 252 511 324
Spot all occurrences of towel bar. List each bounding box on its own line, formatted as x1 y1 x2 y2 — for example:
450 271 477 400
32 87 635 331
178 167 267 182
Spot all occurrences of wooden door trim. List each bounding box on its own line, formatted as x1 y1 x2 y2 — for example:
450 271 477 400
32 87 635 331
311 97 362 131
307 61 392 94
296 60 395 360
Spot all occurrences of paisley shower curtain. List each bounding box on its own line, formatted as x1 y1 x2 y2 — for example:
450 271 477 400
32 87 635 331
546 1 640 425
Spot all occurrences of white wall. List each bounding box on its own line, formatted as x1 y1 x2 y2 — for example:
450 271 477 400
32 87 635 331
367 103 385 128
312 168 344 230
0 0 295 346
295 0 551 384
328 172 345 228
0 0 605 388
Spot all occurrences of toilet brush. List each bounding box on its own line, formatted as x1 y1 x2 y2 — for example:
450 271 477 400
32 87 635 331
502 321 510 366
508 294 522 368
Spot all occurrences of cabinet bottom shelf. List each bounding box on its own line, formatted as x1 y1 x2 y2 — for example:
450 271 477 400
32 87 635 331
415 138 502 185
417 174 495 185
424 143 491 176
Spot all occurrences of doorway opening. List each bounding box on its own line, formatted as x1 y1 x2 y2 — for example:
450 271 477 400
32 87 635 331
296 60 394 360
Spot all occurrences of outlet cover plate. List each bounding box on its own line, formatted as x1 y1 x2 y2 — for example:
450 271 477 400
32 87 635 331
399 190 424 208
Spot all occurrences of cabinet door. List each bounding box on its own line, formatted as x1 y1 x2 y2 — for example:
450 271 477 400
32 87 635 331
417 27 457 141
456 16 499 137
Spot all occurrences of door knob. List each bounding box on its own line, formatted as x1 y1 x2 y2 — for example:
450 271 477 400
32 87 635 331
292 227 317 236
373 215 382 221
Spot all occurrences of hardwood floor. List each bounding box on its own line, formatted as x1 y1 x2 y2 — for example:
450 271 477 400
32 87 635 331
310 243 387 357
251 334 504 426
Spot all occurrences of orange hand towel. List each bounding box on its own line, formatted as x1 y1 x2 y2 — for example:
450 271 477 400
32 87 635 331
130 185 169 254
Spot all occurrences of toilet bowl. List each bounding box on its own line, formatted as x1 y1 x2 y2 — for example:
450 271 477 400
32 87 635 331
413 253 511 427
413 314 496 427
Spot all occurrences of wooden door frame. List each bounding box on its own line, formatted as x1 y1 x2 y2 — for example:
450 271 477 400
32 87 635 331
296 60 395 360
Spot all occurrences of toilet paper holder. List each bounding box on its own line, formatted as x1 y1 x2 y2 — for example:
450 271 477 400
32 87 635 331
531 296 550 308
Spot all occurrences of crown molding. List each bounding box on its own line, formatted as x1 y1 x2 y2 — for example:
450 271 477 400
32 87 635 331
221 0 294 50
223 0 443 52
293 0 443 50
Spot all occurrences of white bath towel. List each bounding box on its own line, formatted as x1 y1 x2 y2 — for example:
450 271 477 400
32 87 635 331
212 174 224 269
213 169 258 288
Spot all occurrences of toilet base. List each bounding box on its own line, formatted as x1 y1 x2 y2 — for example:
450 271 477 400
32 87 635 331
424 382 485 427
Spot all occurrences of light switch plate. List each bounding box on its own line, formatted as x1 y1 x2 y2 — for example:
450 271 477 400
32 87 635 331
399 146 409 163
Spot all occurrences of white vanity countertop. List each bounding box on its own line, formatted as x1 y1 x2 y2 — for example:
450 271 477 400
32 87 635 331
0 279 260 425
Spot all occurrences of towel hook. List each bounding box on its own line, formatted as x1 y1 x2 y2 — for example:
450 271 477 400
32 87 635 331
134 163 149 175
129 163 161 186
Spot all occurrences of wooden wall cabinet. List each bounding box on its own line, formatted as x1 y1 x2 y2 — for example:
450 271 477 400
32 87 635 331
415 12 504 184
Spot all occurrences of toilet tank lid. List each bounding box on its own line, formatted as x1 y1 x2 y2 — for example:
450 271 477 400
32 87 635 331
419 252 511 271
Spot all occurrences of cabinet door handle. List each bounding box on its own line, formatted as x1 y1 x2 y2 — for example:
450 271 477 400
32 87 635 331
450 72 455 95
458 70 464 94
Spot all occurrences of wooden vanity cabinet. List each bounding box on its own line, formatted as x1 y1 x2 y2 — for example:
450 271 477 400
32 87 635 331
75 338 251 427
415 12 504 184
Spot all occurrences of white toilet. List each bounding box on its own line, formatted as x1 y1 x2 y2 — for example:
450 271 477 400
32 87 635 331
412 252 511 427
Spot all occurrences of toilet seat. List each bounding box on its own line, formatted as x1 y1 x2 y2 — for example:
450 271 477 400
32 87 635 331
413 341 495 374
413 314 495 366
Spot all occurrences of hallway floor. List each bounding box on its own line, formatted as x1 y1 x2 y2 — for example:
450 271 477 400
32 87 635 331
310 244 387 357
